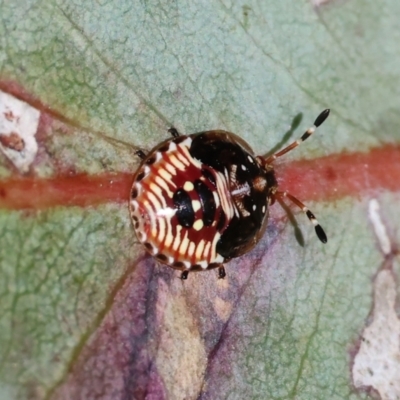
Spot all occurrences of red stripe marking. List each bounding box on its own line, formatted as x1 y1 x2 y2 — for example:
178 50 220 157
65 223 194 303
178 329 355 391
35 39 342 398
277 144 400 202
0 145 398 210
0 173 132 209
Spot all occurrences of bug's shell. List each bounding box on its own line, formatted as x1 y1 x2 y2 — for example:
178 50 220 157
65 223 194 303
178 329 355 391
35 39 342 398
129 130 277 272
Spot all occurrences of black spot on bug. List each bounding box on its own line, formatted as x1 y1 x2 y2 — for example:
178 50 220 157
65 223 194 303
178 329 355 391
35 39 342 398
131 187 138 199
173 261 186 269
173 189 195 228
159 143 170 152
146 155 157 165
156 253 168 262
191 264 203 271
144 242 154 252
195 179 216 226
136 171 145 182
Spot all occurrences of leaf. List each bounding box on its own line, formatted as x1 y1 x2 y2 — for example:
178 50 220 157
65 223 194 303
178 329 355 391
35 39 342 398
1 0 400 399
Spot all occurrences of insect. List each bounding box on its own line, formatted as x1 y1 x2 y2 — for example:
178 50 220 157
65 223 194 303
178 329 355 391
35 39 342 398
130 109 330 280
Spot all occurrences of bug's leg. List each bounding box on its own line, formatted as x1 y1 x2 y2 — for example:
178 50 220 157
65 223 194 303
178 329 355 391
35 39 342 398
180 270 189 280
218 265 226 279
135 150 146 160
274 191 327 243
264 109 330 164
168 127 180 138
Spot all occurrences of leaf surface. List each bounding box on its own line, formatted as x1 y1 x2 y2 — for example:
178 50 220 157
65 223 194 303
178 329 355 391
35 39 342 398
1 1 400 399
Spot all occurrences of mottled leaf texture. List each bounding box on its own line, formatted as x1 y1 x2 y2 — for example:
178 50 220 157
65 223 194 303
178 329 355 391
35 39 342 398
0 1 400 400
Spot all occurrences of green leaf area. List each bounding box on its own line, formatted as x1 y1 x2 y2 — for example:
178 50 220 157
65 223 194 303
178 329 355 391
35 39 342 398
1 1 400 399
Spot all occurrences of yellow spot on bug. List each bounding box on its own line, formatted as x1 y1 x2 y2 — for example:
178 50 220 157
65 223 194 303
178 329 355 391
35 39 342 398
193 219 204 231
183 181 194 191
192 200 201 212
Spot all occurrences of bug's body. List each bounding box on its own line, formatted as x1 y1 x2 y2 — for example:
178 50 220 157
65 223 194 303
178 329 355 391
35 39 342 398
130 110 330 279
130 131 276 272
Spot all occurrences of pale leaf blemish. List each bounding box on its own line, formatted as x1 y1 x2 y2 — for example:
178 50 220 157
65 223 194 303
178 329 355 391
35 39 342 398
214 297 232 322
368 199 391 255
0 90 40 172
352 268 400 399
311 0 335 7
155 281 207 400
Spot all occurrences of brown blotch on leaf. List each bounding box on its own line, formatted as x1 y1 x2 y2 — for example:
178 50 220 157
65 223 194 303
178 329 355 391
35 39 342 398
324 166 338 182
0 132 25 151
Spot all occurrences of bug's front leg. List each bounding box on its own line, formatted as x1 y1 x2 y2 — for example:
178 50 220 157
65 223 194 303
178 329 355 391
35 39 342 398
168 127 180 138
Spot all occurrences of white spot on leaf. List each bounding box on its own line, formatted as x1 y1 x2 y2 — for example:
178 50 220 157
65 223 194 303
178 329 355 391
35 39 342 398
0 91 40 172
352 268 400 400
369 199 391 255
352 200 400 399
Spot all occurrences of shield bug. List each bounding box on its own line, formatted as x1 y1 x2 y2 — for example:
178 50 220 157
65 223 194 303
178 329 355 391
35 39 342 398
130 109 330 279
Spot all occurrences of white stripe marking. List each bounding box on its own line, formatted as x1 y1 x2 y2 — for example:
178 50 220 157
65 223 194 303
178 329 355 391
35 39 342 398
195 239 206 260
176 150 190 166
169 154 185 171
154 174 174 198
203 241 211 261
164 162 176 176
179 230 190 256
157 216 167 244
188 241 196 257
172 225 183 252
143 199 157 238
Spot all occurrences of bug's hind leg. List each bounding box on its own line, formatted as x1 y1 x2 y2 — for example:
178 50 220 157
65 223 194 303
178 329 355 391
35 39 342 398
135 150 146 159
274 190 327 244
168 127 180 138
180 270 189 280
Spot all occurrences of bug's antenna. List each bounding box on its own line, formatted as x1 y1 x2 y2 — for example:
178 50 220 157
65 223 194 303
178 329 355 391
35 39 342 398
264 109 330 165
